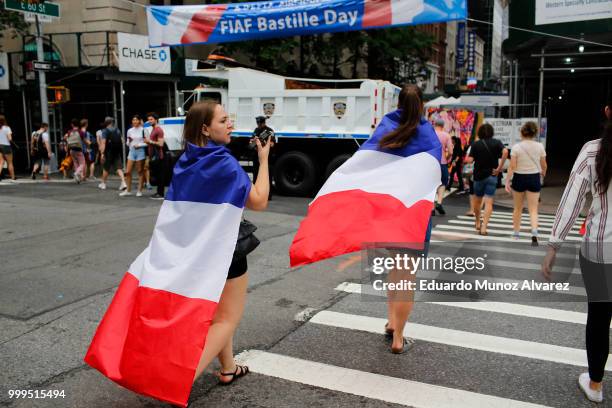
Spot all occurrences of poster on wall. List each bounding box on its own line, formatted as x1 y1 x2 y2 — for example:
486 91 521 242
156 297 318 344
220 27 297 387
0 53 9 90
535 0 612 25
486 118 548 148
427 107 477 148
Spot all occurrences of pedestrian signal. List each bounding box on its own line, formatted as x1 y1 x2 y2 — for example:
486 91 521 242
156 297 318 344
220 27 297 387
48 86 70 105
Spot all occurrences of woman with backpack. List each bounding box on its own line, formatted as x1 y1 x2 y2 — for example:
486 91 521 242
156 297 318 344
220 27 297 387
505 121 547 245
65 118 86 184
30 123 51 180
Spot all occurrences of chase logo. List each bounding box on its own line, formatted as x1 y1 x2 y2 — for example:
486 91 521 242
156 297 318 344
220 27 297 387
159 50 168 62
0 65 5 77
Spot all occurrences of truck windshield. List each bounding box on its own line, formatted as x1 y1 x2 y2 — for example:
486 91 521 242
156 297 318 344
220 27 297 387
198 92 222 104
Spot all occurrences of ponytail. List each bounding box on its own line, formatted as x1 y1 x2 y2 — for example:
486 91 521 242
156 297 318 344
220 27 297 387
378 84 423 150
595 120 612 194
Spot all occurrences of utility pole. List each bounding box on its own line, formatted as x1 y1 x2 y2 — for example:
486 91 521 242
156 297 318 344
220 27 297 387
35 15 49 124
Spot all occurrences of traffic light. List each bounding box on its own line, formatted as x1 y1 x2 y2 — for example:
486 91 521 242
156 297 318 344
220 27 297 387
48 86 70 105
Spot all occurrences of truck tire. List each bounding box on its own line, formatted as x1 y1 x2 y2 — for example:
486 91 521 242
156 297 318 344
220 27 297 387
274 151 317 196
324 154 352 181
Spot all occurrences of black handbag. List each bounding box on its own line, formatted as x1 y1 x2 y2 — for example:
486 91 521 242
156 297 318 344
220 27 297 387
233 219 260 261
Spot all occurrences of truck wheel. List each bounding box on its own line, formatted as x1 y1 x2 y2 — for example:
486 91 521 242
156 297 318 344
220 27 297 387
274 151 317 196
324 154 352 181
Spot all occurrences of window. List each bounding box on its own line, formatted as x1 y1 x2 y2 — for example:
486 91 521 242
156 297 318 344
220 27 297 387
149 0 164 5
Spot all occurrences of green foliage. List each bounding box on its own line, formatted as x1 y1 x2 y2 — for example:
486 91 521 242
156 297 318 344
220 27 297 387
0 8 29 48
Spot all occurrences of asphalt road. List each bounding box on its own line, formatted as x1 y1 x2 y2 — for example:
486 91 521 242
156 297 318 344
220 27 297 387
0 178 603 408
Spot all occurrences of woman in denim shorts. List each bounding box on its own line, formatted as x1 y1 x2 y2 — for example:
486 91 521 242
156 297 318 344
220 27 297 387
120 115 147 197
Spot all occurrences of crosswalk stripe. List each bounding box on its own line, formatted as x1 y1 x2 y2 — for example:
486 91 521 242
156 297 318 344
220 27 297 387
433 225 582 240
481 212 583 221
308 310 612 371
236 350 552 408
456 215 567 226
448 219 581 233
335 282 588 325
428 242 580 260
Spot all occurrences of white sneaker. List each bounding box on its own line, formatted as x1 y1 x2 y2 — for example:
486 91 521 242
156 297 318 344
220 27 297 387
136 191 143 197
578 372 603 403
119 182 127 191
98 182 107 190
119 191 133 197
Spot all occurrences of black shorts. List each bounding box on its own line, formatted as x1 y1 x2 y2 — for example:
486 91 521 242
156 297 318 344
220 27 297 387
227 256 248 279
511 173 541 193
0 145 12 155
103 153 123 172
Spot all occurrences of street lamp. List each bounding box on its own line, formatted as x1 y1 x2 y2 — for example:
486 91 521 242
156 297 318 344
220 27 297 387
578 45 585 53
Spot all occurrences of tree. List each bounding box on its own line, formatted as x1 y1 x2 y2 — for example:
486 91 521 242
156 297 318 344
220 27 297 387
0 8 29 50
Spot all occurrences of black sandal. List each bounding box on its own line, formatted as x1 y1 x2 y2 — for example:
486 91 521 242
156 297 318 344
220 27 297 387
217 364 249 386
390 338 415 354
384 322 394 340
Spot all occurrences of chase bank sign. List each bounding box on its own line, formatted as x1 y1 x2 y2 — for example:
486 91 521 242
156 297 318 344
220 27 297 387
118 32 171 74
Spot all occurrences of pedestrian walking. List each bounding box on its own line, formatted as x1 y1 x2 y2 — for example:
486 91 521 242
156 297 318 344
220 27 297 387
447 136 464 192
120 115 146 197
98 117 127 191
432 118 453 215
64 118 86 184
144 112 168 200
30 123 51 180
0 115 16 182
465 123 508 235
542 101 612 403
84 101 271 406
505 121 547 245
80 119 96 181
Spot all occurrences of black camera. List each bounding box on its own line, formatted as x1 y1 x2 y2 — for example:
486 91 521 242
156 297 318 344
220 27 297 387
249 129 274 149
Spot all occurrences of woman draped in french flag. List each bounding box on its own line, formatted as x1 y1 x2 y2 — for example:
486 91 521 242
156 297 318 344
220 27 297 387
84 101 271 407
290 84 441 353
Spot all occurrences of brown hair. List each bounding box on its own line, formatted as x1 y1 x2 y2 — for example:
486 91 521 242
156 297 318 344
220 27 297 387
0 115 6 126
80 118 88 128
478 123 494 139
378 84 423 149
182 101 218 147
595 120 612 194
520 121 538 138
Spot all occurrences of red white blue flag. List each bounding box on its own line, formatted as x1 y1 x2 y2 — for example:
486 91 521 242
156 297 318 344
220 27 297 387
290 111 441 267
146 0 467 47
84 143 251 407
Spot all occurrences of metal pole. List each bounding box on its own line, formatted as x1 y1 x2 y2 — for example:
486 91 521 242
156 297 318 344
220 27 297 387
513 60 519 118
35 15 49 124
167 82 172 117
120 79 126 170
52 105 58 159
112 81 118 127
22 89 31 169
174 81 178 114
537 48 545 141
508 61 513 119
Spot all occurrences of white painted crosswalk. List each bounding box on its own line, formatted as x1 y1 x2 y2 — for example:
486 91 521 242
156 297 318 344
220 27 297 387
232 210 594 407
432 210 584 243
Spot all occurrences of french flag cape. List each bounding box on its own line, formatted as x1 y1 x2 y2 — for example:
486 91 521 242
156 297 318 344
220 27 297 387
84 142 251 407
290 111 441 267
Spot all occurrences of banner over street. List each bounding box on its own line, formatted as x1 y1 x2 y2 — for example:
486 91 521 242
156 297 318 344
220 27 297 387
146 0 467 47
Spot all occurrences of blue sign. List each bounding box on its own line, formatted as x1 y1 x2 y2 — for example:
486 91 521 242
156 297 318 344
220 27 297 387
456 21 465 70
147 0 467 47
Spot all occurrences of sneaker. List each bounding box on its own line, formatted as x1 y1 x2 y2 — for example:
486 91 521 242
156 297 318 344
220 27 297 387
578 373 603 403
43 175 50 181
31 173 36 180
136 191 143 197
531 236 539 247
145 182 153 190
119 191 133 197
435 203 446 215
74 173 81 184
150 193 164 200
512 232 520 240
119 182 127 191
98 182 107 190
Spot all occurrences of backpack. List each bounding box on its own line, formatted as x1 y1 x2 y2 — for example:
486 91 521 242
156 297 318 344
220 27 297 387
36 132 47 155
66 129 82 149
107 127 122 153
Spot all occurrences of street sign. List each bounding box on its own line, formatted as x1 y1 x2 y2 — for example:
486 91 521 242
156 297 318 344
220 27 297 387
24 12 53 23
4 0 60 18
33 60 53 71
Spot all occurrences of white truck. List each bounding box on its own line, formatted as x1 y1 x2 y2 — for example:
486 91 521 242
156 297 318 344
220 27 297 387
159 66 401 196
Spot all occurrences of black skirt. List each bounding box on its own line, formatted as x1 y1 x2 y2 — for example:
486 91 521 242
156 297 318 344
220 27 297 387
227 256 248 279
